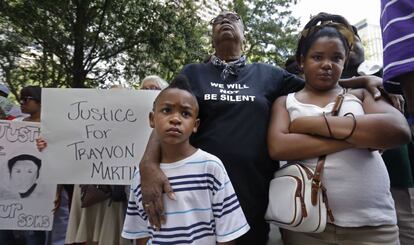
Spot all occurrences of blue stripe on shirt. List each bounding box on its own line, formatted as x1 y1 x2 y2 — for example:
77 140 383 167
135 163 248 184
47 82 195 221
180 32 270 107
216 222 249 237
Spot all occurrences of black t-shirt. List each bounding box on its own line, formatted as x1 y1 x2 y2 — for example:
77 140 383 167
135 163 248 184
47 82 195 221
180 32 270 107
181 61 303 239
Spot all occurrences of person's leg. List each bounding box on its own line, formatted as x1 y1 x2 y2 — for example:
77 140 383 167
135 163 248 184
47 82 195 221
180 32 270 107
24 230 46 245
0 230 18 245
391 187 414 245
336 224 399 245
50 189 70 245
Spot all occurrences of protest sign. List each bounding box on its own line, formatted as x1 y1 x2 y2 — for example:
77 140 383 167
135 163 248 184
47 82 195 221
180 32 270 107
0 120 55 230
41 88 158 184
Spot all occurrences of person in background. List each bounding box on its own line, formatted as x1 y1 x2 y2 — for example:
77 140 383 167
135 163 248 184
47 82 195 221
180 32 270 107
381 0 414 128
140 75 168 90
284 55 304 79
342 23 414 245
0 86 45 245
0 82 23 120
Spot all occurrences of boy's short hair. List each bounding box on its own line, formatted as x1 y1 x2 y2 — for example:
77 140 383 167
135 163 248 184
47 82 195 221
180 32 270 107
153 75 199 114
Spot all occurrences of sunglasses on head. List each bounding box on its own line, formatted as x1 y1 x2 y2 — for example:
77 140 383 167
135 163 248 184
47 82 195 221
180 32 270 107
20 96 35 104
209 13 241 25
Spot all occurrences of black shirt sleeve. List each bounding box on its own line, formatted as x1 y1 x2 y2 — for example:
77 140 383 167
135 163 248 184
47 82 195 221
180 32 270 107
279 69 305 96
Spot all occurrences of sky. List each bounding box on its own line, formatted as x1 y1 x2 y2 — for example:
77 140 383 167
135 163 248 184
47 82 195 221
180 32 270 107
291 0 381 28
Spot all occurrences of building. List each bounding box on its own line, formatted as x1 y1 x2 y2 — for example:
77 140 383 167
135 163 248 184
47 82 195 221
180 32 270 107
354 19 383 65
193 0 231 22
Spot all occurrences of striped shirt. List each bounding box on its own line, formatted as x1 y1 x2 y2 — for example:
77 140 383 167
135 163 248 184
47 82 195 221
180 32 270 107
381 0 414 93
122 149 250 244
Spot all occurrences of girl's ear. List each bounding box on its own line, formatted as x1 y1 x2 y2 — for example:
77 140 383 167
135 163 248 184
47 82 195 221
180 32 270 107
299 55 305 71
149 112 155 128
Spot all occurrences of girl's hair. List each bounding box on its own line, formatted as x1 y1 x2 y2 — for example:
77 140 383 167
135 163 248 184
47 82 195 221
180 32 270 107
295 12 355 64
20 86 42 103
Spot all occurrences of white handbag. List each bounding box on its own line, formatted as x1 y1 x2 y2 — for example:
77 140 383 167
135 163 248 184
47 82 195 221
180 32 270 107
265 158 334 233
265 92 345 233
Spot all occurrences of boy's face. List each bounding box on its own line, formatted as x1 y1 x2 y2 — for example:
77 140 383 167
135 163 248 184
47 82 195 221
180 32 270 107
10 160 39 193
150 88 199 145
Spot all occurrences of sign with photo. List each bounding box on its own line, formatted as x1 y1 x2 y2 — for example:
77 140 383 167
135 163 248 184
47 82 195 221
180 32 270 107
0 120 56 231
41 88 158 184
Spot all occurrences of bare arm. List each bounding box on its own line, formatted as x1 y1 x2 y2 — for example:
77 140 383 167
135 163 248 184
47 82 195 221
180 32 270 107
267 96 353 161
339 75 382 99
139 130 175 229
289 90 411 149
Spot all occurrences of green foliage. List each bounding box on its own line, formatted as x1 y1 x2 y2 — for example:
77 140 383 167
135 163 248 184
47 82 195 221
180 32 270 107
230 0 300 66
0 0 208 93
0 0 300 96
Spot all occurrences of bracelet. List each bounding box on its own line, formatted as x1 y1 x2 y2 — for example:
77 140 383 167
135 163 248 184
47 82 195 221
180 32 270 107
408 115 414 125
322 112 334 138
335 112 357 140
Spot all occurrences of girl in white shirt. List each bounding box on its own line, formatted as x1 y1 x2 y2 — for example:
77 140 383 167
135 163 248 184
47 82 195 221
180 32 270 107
267 13 411 245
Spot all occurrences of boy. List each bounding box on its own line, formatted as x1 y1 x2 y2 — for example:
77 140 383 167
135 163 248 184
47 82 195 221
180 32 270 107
122 75 250 244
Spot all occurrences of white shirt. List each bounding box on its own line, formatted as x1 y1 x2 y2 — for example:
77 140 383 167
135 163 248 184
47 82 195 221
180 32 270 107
285 92 396 227
122 149 250 244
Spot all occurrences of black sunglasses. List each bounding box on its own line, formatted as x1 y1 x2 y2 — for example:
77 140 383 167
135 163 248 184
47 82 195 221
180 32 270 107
20 96 35 104
209 13 241 25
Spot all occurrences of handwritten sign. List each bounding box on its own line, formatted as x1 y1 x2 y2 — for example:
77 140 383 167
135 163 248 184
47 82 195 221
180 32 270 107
41 88 158 184
0 120 55 231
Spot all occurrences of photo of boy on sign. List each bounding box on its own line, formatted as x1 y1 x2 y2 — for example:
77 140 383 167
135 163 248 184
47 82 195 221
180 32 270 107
8 154 41 199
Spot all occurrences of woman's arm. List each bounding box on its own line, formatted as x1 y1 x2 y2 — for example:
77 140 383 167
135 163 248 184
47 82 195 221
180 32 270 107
139 130 175 229
267 96 353 161
289 90 411 149
339 75 381 99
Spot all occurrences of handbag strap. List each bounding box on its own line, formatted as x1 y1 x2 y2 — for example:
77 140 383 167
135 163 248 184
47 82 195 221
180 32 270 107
311 88 346 207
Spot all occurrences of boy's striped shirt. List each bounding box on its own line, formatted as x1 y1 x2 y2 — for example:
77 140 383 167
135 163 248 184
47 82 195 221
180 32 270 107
122 149 249 244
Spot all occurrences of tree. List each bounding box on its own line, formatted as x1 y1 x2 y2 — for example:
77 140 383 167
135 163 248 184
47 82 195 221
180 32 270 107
229 0 300 66
0 0 208 92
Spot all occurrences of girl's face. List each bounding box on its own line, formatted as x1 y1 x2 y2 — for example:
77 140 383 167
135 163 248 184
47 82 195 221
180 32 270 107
20 96 40 115
301 36 347 91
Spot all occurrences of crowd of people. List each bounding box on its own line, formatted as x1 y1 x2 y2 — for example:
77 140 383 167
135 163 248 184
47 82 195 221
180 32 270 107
1 2 414 245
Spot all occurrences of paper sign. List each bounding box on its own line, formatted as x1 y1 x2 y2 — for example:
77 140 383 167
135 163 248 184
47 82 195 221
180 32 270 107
41 88 158 184
0 120 55 230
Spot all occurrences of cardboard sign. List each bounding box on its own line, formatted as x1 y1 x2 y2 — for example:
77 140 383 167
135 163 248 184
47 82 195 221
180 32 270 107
0 120 55 230
41 88 158 184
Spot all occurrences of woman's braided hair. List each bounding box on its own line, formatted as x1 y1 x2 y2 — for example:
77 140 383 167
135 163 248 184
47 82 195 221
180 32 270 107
295 12 356 65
